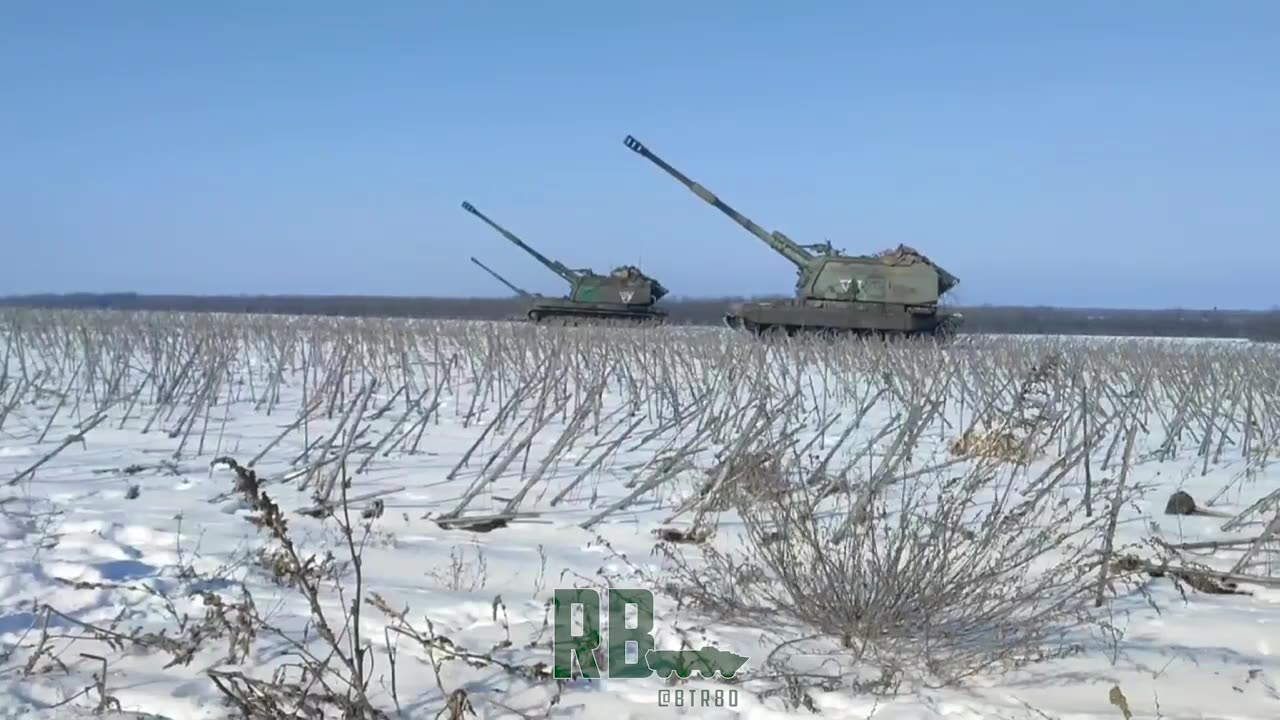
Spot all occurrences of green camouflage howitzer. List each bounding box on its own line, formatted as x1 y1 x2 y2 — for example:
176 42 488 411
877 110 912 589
623 135 962 340
645 646 748 679
460 200 669 326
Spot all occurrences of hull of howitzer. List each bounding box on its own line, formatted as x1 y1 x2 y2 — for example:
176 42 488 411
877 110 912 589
723 300 962 340
525 298 668 326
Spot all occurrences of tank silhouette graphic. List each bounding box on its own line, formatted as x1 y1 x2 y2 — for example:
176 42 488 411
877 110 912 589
644 646 748 679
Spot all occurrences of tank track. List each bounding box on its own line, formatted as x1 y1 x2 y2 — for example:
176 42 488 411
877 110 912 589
528 308 667 326
723 312 960 342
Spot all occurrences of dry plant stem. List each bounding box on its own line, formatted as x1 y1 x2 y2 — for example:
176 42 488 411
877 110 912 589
1095 419 1139 606
9 408 111 486
1080 373 1094 516
317 380 379 503
1229 512 1280 574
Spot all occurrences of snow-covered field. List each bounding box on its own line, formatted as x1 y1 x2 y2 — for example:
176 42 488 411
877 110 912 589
0 309 1277 719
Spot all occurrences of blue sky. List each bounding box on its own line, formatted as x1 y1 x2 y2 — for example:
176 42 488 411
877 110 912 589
2 1 1276 309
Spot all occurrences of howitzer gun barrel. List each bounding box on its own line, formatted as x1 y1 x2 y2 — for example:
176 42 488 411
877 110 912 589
470 256 531 297
623 135 812 267
461 201 579 284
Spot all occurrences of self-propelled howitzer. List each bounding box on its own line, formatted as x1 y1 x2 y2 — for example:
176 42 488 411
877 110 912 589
460 201 669 325
622 135 961 338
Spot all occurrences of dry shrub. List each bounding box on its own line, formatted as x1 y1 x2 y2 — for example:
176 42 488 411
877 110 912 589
661 452 1111 689
204 458 549 719
6 457 550 719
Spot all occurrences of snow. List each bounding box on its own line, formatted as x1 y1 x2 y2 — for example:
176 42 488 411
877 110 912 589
0 314 1277 719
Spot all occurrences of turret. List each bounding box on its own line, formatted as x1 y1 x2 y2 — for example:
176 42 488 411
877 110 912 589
876 244 961 297
469 257 531 298
623 135 811 268
461 201 584 285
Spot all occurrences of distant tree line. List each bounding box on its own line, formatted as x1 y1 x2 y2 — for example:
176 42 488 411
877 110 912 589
1 292 1278 342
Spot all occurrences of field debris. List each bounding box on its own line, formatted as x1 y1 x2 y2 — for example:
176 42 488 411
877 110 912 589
653 526 712 544
1112 553 1253 595
949 429 1033 461
1166 489 1198 515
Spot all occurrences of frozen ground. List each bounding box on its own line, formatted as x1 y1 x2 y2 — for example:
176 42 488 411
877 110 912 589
0 310 1277 719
